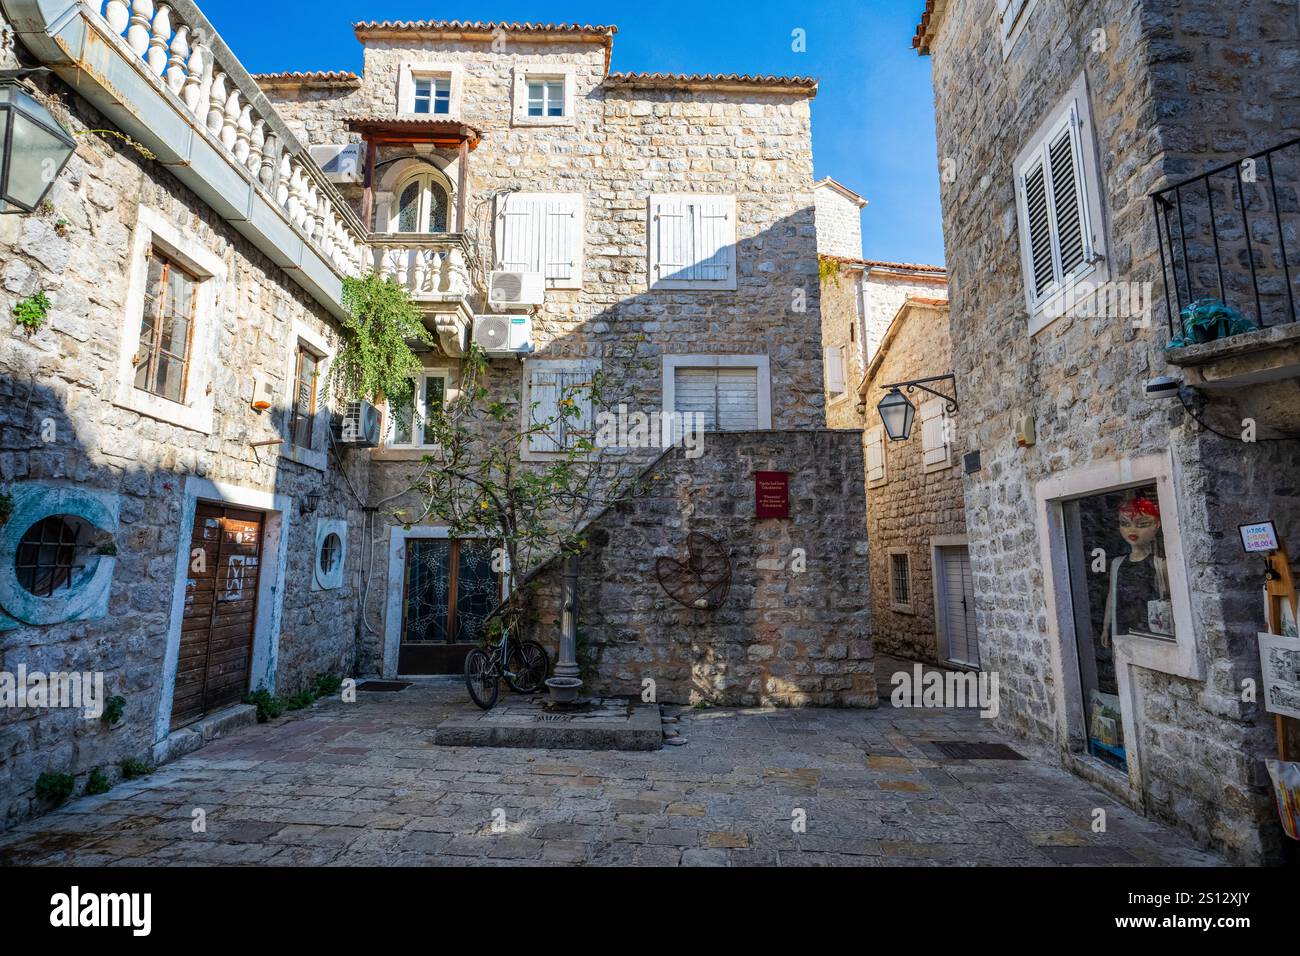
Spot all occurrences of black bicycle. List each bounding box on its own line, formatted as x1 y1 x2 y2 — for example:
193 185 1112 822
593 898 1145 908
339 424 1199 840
464 624 551 710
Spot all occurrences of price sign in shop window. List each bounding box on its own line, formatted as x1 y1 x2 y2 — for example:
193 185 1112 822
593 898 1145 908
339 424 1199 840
1063 483 1173 774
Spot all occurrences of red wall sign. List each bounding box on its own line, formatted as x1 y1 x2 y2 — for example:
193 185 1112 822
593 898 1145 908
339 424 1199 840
754 471 790 519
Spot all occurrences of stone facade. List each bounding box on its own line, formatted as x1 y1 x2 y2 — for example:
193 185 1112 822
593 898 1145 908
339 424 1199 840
813 178 866 260
915 0 1300 863
526 430 876 707
859 299 968 665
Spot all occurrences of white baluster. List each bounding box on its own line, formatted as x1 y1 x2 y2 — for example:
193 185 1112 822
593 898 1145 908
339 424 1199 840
166 23 189 93
276 152 291 207
247 120 265 177
105 0 130 35
259 134 278 191
206 71 227 137
287 164 305 225
303 181 318 241
126 0 153 57
147 3 171 76
447 246 468 296
221 87 240 151
411 249 429 292
234 104 252 163
182 37 206 115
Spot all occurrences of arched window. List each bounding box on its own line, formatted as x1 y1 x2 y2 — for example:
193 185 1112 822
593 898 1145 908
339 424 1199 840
392 171 450 234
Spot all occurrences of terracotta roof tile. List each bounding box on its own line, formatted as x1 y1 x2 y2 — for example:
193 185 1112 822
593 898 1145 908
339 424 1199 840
353 20 617 36
823 254 947 274
252 70 361 88
607 71 816 90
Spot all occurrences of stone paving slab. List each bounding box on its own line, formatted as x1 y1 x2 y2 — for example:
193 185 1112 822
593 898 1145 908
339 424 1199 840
433 697 662 750
0 681 1227 867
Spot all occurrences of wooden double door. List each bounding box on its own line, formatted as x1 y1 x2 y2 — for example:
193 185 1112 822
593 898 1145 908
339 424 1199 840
171 504 263 729
399 538 501 674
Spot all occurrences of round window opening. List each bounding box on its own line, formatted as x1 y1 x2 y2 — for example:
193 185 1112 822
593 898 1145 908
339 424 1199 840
16 515 94 597
319 533 341 576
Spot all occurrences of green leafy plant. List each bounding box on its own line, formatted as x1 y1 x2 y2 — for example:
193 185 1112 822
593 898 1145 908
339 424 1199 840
101 695 126 726
12 291 51 334
85 768 111 796
34 771 75 804
284 688 316 711
327 273 433 421
245 688 285 722
575 629 598 687
818 254 843 288
119 759 154 780
53 217 71 237
95 543 118 556
313 673 343 698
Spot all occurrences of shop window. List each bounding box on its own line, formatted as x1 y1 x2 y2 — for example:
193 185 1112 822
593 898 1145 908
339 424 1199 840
1063 484 1172 774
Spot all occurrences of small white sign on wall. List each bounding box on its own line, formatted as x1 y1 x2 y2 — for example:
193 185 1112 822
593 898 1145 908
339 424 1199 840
1240 520 1280 554
1258 631 1300 720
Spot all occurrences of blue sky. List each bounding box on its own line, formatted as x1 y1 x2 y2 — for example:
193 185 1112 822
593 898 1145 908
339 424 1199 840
205 0 945 266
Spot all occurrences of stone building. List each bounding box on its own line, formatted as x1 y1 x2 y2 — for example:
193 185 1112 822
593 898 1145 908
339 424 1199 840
913 0 1300 862
859 297 973 668
0 2 868 829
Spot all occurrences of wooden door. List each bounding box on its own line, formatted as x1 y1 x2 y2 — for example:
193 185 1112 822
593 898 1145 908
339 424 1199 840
399 538 500 674
938 546 980 668
171 504 264 728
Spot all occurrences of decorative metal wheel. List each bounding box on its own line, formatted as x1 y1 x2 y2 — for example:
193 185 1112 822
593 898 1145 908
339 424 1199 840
655 532 731 611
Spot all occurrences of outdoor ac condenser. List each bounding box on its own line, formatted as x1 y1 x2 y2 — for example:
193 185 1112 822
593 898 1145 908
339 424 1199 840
488 270 545 309
332 399 381 447
473 314 534 357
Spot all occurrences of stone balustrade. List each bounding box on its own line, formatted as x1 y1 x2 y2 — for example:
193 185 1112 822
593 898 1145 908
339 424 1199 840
97 0 366 279
370 234 470 299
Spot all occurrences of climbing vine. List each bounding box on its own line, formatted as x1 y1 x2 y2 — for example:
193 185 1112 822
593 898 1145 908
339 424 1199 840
818 254 843 288
327 273 433 417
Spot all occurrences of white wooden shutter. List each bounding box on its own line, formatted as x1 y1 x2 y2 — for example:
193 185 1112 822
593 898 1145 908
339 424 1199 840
544 195 582 286
497 195 542 273
716 367 758 430
824 346 845 395
1000 0 1030 42
694 198 733 283
865 427 886 484
527 368 561 451
651 195 735 288
920 398 950 470
1022 157 1055 302
673 367 717 431
653 197 692 283
1047 116 1088 280
558 369 593 447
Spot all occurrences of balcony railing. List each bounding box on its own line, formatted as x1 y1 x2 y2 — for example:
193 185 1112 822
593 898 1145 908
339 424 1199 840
1152 137 1300 339
96 0 366 278
370 233 471 300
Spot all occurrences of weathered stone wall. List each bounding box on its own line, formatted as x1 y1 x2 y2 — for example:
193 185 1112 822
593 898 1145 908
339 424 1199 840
527 430 875 707
861 303 966 664
923 0 1299 862
819 265 865 428
813 183 864 260
861 269 947 364
0 62 366 829
264 34 826 673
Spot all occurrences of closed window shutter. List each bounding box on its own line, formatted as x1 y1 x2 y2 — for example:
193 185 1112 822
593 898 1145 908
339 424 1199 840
1023 158 1055 301
654 198 692 281
498 196 542 273
672 367 717 431
1047 118 1087 279
544 198 577 281
558 370 593 447
1000 0 1029 41
825 346 845 395
694 199 732 283
920 399 949 469
866 428 886 483
716 367 758 430
528 369 561 451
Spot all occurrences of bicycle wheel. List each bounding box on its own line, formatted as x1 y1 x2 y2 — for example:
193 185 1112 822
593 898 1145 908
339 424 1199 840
505 640 551 694
464 648 499 710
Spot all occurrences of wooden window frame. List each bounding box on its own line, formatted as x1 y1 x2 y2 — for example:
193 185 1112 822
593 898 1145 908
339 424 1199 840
134 249 199 404
289 344 321 450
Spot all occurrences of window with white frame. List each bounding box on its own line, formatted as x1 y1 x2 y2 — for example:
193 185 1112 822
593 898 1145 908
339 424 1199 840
865 426 887 485
825 345 847 400
512 65 576 126
648 194 737 291
889 550 913 612
998 0 1040 56
312 517 347 591
919 398 951 473
494 192 584 289
391 169 451 234
397 63 462 118
114 206 224 434
386 369 450 449
1014 74 1109 333
662 355 771 437
522 360 597 458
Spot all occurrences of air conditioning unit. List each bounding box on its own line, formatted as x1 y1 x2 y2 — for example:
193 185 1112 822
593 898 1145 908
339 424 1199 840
309 144 362 184
473 314 534 356
488 270 545 309
332 399 381 447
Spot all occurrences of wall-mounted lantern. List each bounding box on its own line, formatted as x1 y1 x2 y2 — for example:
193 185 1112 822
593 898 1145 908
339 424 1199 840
299 491 321 516
877 374 959 442
0 70 76 214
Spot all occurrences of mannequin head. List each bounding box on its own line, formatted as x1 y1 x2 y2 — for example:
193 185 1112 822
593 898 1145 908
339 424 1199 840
1117 494 1161 553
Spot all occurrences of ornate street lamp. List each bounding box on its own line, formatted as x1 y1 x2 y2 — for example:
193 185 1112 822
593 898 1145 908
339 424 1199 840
876 374 959 442
0 70 76 214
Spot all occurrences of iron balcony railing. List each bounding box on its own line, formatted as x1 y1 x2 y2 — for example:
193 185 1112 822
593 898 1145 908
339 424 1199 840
1151 136 1299 340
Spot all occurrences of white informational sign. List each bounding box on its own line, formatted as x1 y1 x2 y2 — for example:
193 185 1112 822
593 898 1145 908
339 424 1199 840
1258 631 1300 720
1240 520 1280 553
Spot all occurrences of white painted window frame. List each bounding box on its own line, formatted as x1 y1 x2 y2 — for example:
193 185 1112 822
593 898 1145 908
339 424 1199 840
312 516 347 591
113 205 226 434
647 193 738 292
1034 451 1203 798
520 358 600 462
865 425 888 487
661 354 772 434
397 62 463 118
887 547 914 614
1013 73 1110 335
493 191 585 290
280 319 333 472
512 64 577 127
379 367 453 458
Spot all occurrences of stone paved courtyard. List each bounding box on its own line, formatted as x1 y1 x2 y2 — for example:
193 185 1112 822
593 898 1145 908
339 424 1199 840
0 680 1224 866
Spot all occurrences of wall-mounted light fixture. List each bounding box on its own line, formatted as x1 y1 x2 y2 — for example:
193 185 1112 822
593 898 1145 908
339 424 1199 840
877 374 959 442
0 69 76 214
299 491 321 516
